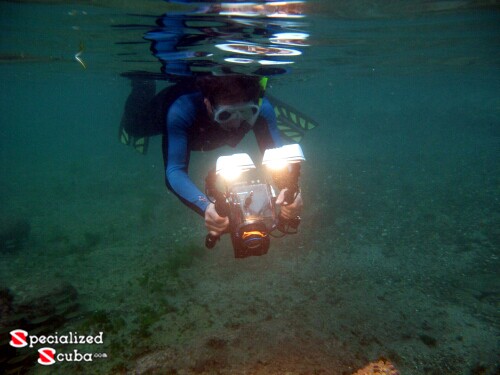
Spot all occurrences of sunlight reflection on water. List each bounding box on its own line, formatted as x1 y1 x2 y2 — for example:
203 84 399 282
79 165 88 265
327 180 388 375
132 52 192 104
1 1 498 79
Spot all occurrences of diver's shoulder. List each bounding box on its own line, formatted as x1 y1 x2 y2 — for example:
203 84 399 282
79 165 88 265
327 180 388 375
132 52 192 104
173 91 203 108
167 91 204 127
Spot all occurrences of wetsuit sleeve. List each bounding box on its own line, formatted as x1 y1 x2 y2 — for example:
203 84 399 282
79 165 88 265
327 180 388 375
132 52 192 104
165 96 210 216
253 97 284 153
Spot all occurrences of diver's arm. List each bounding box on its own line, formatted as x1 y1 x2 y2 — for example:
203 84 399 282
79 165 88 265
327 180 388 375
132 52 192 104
254 98 303 218
253 97 283 153
165 100 210 217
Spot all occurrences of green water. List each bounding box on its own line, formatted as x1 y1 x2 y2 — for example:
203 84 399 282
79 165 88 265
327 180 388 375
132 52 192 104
0 1 498 374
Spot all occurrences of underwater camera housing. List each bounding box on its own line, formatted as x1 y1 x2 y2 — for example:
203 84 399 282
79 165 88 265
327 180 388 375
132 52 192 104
205 144 305 258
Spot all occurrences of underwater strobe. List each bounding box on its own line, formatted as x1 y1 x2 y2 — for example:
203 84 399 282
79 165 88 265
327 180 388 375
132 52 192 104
205 144 305 258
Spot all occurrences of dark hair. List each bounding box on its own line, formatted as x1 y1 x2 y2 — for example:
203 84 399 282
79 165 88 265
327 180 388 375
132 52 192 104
196 75 262 105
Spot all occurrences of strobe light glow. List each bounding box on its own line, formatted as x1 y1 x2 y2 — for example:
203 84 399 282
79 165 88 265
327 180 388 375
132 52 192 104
262 143 305 170
216 153 256 181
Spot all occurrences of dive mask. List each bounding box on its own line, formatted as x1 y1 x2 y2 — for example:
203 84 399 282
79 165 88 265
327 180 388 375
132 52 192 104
213 102 260 130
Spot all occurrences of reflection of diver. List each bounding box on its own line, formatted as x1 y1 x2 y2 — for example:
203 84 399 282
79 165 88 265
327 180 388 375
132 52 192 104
144 4 307 77
215 43 301 56
119 75 304 237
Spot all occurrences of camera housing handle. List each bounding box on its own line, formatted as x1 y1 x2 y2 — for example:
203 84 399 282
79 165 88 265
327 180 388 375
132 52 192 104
273 163 301 233
204 169 230 249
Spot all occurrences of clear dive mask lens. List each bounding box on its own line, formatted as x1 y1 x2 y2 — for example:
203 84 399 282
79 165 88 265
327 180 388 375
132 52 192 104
213 102 260 129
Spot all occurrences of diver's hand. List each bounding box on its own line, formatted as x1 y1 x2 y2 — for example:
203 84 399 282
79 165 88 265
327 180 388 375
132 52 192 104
205 203 229 236
276 189 303 220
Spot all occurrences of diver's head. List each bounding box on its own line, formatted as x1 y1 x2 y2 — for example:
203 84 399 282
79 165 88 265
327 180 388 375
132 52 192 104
197 75 262 130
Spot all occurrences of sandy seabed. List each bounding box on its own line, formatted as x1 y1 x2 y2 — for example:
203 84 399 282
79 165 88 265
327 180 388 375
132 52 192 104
1 116 498 375
0 58 498 374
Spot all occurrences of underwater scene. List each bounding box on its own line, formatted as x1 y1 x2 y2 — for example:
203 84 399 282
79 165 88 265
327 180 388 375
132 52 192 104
0 0 499 374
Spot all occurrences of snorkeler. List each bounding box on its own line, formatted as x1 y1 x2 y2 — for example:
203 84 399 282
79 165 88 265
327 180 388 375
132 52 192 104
120 74 303 237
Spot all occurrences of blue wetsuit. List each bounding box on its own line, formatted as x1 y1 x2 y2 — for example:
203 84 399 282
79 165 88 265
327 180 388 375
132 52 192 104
164 91 282 216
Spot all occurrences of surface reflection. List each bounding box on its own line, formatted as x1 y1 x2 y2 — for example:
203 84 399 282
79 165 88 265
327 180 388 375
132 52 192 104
138 1 310 78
